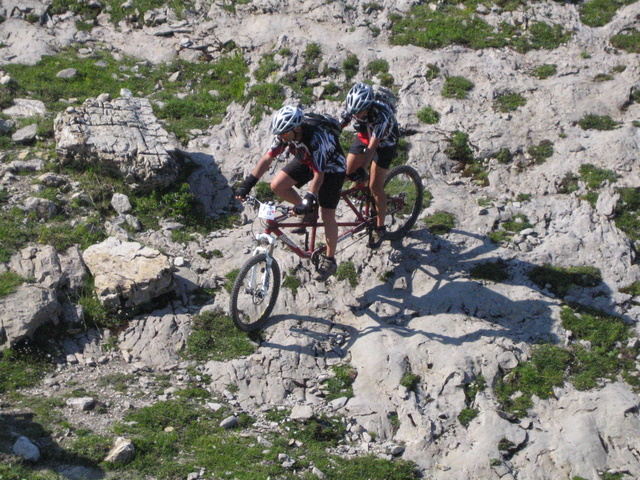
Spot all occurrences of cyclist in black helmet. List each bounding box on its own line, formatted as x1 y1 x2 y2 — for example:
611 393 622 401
236 105 346 281
341 82 400 249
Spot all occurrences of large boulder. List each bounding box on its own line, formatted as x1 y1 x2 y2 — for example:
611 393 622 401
54 91 180 192
0 284 60 347
82 237 175 312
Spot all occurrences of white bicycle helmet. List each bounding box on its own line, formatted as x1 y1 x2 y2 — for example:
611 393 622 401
345 83 374 114
271 105 303 135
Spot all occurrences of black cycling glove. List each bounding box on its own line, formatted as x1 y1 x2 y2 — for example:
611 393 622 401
293 192 317 215
235 174 259 198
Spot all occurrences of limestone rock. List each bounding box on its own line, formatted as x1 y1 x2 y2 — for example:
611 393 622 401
54 94 180 192
13 436 40 462
0 285 60 347
82 237 175 312
104 437 135 464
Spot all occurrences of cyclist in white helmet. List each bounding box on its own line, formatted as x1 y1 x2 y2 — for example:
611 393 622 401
236 105 346 281
341 82 399 249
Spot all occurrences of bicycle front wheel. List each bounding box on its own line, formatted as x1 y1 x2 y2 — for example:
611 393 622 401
230 253 281 332
384 165 424 240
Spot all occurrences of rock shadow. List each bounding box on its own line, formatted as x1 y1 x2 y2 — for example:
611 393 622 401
0 412 105 479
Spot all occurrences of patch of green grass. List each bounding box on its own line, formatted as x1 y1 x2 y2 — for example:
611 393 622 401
4 49 247 143
620 281 640 296
494 91 526 113
424 211 456 235
416 106 440 124
578 114 619 131
593 73 614 82
68 433 113 463
502 213 532 233
470 260 509 283
253 53 280 82
533 63 557 79
98 373 134 393
561 306 629 352
184 310 256 362
579 163 619 190
495 343 571 417
390 137 410 168
528 264 602 297
324 364 357 401
580 0 635 27
0 348 50 394
527 140 554 164
254 181 276 202
516 193 531 203
0 461 65 479
247 82 286 124
0 271 26 297
442 76 474 99
336 261 358 287
495 148 513 164
444 130 474 163
390 4 570 52
614 187 640 243
282 273 301 295
457 408 479 427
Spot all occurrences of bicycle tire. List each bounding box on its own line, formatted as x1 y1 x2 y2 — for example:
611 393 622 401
230 253 281 332
383 165 424 241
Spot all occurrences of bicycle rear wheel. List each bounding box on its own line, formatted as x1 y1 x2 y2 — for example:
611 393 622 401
230 253 281 332
383 165 424 240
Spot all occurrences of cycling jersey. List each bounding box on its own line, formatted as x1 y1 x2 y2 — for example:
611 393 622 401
352 100 399 148
267 123 346 175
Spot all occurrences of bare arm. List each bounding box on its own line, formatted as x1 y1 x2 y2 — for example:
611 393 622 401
307 170 324 197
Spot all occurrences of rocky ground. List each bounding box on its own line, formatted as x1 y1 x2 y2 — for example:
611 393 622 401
2 1 640 479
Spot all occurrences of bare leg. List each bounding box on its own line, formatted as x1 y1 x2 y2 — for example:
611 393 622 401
370 162 388 228
270 171 302 205
346 152 368 176
321 207 338 257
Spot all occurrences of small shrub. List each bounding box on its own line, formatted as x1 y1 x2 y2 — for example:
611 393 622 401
336 261 358 287
516 193 531 202
417 106 440 124
593 73 614 82
253 53 280 82
366 59 389 75
470 260 509 283
343 53 360 80
304 42 322 63
325 364 357 401
400 371 420 392
494 91 526 113
444 130 474 163
425 63 440 80
557 172 580 194
442 76 474 99
458 408 479 427
224 269 239 293
533 64 557 79
495 148 513 164
424 211 455 235
527 140 554 163
578 114 619 131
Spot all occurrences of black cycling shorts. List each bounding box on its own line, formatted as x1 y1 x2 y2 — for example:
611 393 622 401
282 158 345 210
348 137 397 170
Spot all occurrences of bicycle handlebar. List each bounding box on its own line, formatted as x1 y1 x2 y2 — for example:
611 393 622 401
244 195 291 215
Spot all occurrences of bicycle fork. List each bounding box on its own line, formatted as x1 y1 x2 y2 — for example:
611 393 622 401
247 233 277 299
